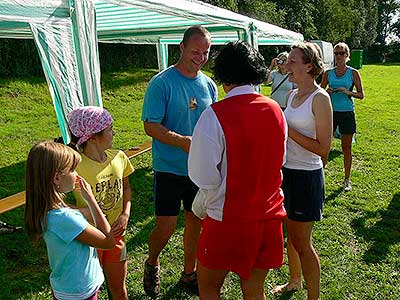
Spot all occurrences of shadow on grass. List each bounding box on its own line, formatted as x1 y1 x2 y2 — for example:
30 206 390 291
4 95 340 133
126 166 187 251
351 192 400 263
129 283 197 300
273 291 298 300
325 187 343 202
0 76 46 86
328 149 342 162
0 225 51 299
101 68 157 91
0 161 26 199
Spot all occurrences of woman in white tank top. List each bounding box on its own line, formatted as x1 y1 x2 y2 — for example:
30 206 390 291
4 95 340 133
271 43 333 300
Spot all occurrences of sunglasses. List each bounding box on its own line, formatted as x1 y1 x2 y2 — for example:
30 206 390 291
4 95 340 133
334 51 346 56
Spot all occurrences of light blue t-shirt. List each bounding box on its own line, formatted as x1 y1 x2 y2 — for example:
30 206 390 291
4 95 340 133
327 67 355 112
142 66 218 176
271 70 295 108
43 208 104 300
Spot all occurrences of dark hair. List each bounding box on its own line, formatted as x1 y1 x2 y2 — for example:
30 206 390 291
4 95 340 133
213 41 267 85
182 25 211 45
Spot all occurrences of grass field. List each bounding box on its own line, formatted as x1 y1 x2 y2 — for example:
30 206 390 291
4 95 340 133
0 64 399 299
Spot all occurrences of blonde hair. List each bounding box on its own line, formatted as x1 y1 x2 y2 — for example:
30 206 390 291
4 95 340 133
334 42 351 62
24 141 81 243
292 42 324 78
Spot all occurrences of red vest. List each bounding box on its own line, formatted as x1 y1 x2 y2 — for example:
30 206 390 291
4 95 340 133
211 94 286 222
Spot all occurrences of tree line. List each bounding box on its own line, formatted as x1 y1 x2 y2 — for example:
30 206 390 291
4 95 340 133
203 0 400 61
0 0 399 77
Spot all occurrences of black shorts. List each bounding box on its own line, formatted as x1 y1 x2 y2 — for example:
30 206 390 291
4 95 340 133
154 171 198 216
282 167 325 222
333 111 356 135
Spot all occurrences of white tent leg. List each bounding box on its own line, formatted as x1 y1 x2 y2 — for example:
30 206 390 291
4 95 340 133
156 41 168 71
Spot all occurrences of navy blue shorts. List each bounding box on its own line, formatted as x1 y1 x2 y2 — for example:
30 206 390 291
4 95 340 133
154 171 198 216
333 111 356 135
282 167 325 222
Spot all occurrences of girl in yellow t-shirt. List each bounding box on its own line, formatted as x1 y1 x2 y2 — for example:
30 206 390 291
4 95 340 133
68 106 134 300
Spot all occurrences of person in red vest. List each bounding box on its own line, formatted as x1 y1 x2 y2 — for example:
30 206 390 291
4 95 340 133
188 40 287 300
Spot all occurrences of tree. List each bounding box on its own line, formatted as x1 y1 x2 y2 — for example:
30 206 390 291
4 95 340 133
376 0 400 45
236 0 285 26
392 19 400 39
349 0 379 48
200 0 238 12
201 0 285 28
270 0 318 39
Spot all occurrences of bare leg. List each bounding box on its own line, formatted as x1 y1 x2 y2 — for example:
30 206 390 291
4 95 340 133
147 216 178 266
197 261 228 300
183 211 201 274
286 219 320 300
103 260 128 300
341 134 353 180
271 234 303 293
240 268 268 300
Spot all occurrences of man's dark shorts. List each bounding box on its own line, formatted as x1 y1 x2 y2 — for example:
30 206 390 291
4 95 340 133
282 167 325 222
333 111 356 135
154 171 198 216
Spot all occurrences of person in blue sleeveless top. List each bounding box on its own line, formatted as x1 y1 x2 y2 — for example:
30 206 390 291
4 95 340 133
141 25 218 298
321 42 364 192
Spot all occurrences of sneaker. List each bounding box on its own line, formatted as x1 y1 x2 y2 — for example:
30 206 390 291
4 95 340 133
143 260 160 298
0 221 23 234
179 271 199 295
343 179 352 192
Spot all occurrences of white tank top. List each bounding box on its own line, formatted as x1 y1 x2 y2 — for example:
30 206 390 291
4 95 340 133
284 88 323 170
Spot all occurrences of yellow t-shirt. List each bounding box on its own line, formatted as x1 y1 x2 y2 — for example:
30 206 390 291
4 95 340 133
74 149 134 225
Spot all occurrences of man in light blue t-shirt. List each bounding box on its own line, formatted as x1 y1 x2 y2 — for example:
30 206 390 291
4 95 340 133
141 25 217 298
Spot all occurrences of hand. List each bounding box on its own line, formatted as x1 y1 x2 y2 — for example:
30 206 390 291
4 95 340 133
326 88 335 95
180 136 192 153
111 213 129 236
75 175 95 204
270 58 277 68
335 87 347 93
322 154 328 168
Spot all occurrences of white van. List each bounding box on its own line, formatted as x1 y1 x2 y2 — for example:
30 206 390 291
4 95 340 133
311 40 334 70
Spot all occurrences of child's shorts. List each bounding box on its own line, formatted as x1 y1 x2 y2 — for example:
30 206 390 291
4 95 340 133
197 216 284 280
97 236 126 263
53 290 98 300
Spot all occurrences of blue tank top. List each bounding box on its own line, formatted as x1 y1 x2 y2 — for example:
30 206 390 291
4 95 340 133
327 67 355 112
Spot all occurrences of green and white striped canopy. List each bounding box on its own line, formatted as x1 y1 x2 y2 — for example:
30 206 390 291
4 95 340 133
0 0 303 142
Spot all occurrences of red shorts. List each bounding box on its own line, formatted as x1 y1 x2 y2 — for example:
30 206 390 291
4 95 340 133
197 216 284 280
97 236 126 263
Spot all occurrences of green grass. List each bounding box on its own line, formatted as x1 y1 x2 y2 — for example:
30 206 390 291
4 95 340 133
1 64 400 299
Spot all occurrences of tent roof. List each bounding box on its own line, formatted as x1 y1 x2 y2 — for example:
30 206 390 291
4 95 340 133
0 0 303 45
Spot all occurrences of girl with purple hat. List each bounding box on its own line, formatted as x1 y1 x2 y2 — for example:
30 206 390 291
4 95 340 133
68 106 134 300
